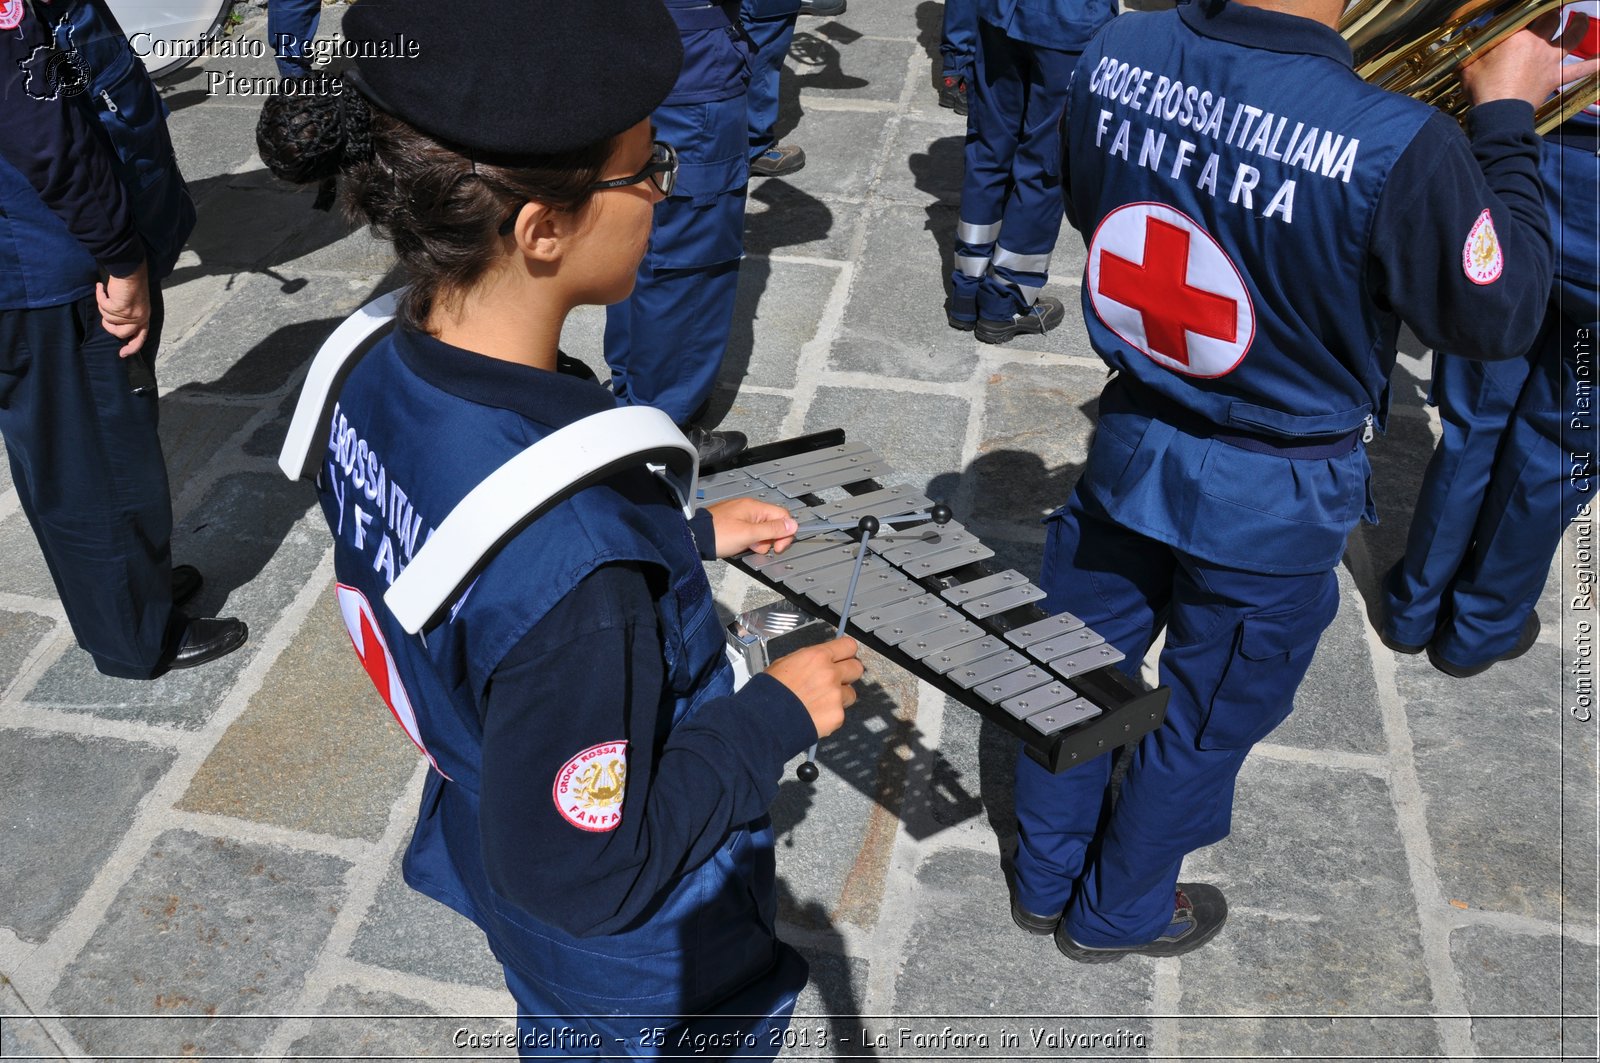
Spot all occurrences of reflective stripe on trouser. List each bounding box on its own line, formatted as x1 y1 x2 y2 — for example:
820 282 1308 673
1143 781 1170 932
1012 486 1339 946
1384 308 1595 663
954 19 1077 321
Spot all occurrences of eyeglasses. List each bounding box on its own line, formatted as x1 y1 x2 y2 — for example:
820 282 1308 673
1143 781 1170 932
496 140 679 236
592 140 678 197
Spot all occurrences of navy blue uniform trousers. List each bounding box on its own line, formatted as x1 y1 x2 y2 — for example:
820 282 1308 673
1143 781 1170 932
0 292 174 678
267 0 323 77
1383 311 1595 665
951 21 1077 323
1014 485 1339 946
605 95 748 426
742 0 799 162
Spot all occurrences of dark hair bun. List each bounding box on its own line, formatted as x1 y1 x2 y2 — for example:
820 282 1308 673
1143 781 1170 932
256 81 371 185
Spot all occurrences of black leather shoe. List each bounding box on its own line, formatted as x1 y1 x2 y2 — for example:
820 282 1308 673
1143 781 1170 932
1428 612 1541 679
800 0 846 16
1011 898 1062 936
1055 883 1228 963
975 296 1066 345
171 564 203 608
687 426 748 472
164 616 248 672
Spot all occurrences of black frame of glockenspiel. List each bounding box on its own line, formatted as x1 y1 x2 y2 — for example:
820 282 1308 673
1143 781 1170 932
722 430 1171 774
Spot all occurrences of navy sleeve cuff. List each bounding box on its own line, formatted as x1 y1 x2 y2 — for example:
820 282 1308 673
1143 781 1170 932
1467 99 1537 140
689 508 718 560
744 672 819 761
98 247 147 280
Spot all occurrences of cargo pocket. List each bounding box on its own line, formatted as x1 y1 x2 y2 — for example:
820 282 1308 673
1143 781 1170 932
1196 586 1337 752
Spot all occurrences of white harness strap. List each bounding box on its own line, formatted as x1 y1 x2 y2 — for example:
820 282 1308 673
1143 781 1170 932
385 405 698 634
278 289 405 482
278 291 702 636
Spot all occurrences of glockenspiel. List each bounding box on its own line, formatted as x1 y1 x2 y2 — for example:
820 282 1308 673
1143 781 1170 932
707 430 1170 774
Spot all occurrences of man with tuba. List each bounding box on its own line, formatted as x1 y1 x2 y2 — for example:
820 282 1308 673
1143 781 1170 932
1006 0 1597 962
1382 5 1600 676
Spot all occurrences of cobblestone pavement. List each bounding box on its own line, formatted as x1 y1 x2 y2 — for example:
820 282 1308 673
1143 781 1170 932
2 2 1596 1059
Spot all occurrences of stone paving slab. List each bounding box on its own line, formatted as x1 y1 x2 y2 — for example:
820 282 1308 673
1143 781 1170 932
922 691 1017 841
731 259 841 392
831 203 983 383
23 472 325 727
878 119 965 207
746 179 864 260
895 848 1156 1042
347 847 508 992
805 387 970 492
164 106 261 189
972 361 1103 526
0 513 57 602
48 829 349 1059
712 390 796 466
160 273 373 395
777 108 897 201
789 946 871 1052
0 731 175 942
1453 924 1599 1060
179 584 418 840
789 33 913 106
159 265 240 349
1398 642 1571 923
158 398 259 502
0 977 66 1060
773 644 922 929
0 610 53 692
285 985 513 1060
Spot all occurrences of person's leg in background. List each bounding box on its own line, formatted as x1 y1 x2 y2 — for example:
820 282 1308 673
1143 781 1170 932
939 0 978 114
1428 314 1592 673
1380 338 1534 653
742 0 805 177
605 93 751 468
948 19 1020 331
267 0 324 78
972 39 1077 343
0 295 174 677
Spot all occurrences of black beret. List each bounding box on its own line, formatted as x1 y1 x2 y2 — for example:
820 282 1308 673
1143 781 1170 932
341 0 683 156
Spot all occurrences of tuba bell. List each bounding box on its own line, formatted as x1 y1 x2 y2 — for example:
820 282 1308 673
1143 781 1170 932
1340 0 1599 133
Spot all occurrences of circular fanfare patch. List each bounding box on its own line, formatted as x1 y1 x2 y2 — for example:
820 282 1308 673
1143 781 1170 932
553 741 628 832
0 0 24 30
1463 209 1504 286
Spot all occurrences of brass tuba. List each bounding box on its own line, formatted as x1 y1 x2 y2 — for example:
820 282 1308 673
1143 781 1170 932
1340 0 1599 133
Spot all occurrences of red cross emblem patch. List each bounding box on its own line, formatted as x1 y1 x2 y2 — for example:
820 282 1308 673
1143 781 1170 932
336 584 450 779
1088 203 1255 378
